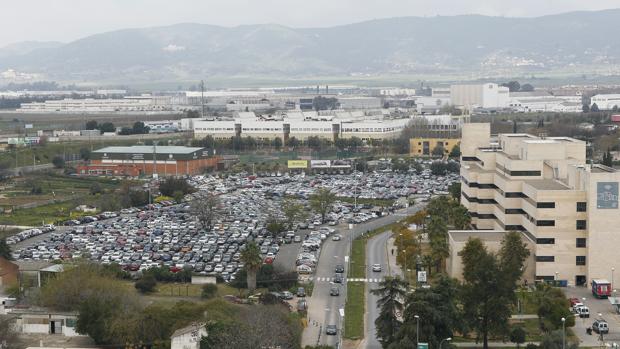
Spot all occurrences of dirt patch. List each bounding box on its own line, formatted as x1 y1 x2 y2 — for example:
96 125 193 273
342 339 363 349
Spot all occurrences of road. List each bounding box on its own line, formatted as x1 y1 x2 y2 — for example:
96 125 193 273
301 203 425 348
365 231 392 349
565 286 620 347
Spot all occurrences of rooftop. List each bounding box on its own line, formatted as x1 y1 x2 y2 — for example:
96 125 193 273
93 146 203 155
524 179 569 190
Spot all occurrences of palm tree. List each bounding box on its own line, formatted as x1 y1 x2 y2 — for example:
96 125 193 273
371 276 409 347
240 242 263 293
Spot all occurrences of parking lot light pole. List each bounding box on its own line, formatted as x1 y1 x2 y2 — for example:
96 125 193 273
414 315 420 346
561 317 566 349
440 337 452 349
612 267 615 291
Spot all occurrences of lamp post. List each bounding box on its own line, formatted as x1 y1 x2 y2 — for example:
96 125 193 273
414 315 420 346
403 250 407 281
440 337 452 349
612 267 615 291
561 317 566 349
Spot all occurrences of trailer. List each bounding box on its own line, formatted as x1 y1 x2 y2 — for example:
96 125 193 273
592 279 612 299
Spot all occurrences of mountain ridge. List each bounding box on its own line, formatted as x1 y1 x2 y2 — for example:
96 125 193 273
1 9 619 82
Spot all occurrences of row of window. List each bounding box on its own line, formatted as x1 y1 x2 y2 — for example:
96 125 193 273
536 237 586 247
536 255 587 265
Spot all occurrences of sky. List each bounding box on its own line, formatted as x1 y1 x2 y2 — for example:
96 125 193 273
1 0 620 47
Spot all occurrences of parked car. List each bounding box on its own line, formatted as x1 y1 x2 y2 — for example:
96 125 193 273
297 287 306 297
592 319 609 334
325 325 338 335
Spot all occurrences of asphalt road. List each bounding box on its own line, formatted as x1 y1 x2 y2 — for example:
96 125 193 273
301 203 426 348
365 231 392 349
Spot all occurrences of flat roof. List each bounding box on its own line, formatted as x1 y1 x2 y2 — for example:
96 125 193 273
524 179 569 190
448 230 506 242
93 146 203 155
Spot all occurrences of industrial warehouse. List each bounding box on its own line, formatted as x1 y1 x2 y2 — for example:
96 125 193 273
75 145 221 177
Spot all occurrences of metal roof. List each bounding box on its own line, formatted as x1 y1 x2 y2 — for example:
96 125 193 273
93 146 203 155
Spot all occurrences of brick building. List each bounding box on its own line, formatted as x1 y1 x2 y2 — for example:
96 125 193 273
76 146 219 177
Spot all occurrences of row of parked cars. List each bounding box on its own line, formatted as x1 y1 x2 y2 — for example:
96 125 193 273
6 224 56 245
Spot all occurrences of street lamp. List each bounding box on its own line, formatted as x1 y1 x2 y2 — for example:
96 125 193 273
561 317 566 349
612 267 615 291
403 250 407 280
440 337 452 349
414 315 420 346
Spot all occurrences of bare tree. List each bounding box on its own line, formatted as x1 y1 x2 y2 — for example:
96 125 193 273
191 192 220 230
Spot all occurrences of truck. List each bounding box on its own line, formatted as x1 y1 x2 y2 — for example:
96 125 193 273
592 279 612 299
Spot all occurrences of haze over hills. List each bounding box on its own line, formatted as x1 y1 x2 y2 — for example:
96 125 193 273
1 9 619 84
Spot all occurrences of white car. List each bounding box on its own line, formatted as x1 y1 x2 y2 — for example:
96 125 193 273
297 264 313 274
372 264 382 272
332 234 342 241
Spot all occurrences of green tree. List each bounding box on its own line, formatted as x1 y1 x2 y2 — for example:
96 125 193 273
132 121 150 134
448 182 461 201
371 276 408 347
240 242 263 293
427 216 449 274
459 238 510 349
306 136 322 151
531 283 575 332
520 84 535 92
460 233 529 349
0 238 13 260
582 104 590 113
282 198 307 230
172 190 185 203
159 177 195 197
85 120 98 130
52 156 65 168
76 296 118 344
430 161 447 176
266 215 286 238
510 326 526 349
431 144 445 157
79 148 91 161
98 122 116 133
287 137 300 148
502 81 521 92
272 137 283 150
394 276 462 349
310 188 336 223
449 204 471 230
449 144 461 158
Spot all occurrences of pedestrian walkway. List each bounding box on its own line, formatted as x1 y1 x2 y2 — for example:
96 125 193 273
453 342 540 347
310 276 384 283
386 234 403 278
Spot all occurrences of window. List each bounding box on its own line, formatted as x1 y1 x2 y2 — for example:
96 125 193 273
577 202 587 212
576 238 586 248
510 170 541 176
576 256 586 266
536 256 555 262
536 238 555 244
506 192 527 198
537 202 555 209
506 208 526 214
576 220 587 230
536 220 555 227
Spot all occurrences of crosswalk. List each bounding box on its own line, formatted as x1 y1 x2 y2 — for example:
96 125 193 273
312 276 384 283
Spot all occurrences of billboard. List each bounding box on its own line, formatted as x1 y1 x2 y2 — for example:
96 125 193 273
287 160 308 169
311 160 331 168
597 182 619 209
331 159 352 168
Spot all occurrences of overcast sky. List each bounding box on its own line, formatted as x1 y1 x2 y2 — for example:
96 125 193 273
1 0 620 47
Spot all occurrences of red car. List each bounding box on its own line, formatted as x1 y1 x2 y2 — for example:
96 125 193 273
569 298 581 307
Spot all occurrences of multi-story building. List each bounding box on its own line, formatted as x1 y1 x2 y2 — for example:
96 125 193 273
410 137 460 157
18 96 173 113
450 83 509 109
459 123 620 286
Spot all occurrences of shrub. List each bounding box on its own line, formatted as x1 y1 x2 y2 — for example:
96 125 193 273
135 275 157 293
202 284 218 299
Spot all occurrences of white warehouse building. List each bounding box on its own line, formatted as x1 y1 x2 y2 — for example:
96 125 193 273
450 83 509 109
590 94 620 110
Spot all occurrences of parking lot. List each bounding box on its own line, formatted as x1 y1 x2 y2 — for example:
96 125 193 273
565 286 620 347
9 168 459 286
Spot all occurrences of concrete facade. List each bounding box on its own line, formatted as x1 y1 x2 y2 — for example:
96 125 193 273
450 83 509 109
409 138 460 157
460 122 620 286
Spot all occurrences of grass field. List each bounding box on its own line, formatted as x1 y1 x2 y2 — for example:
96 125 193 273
344 282 365 340
0 173 122 225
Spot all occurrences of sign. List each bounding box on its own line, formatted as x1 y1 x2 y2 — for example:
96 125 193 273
417 271 427 283
311 160 331 168
24 124 33 129
418 343 429 349
597 182 619 209
287 160 308 169
331 159 352 168
24 136 40 145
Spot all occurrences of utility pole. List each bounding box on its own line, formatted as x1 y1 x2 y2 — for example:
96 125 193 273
200 80 205 118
